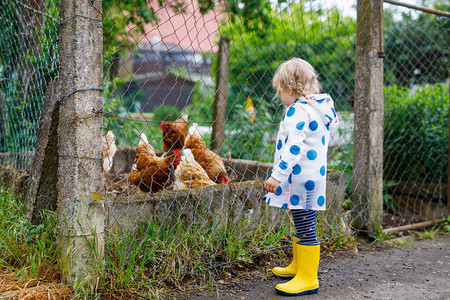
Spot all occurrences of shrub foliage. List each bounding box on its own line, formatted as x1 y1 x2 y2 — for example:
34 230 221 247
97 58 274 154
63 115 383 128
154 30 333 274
384 83 448 185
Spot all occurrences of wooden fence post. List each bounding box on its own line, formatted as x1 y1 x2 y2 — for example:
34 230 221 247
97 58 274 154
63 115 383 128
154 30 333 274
211 37 230 151
352 0 384 233
57 0 104 289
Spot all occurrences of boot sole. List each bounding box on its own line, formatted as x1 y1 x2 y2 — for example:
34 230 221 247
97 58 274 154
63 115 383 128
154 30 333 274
271 271 294 279
275 287 319 296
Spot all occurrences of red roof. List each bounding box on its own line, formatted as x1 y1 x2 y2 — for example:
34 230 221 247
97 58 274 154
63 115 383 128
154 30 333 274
140 1 223 53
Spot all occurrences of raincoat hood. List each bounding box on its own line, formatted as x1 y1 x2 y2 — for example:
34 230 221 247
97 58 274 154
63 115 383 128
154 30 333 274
302 94 339 128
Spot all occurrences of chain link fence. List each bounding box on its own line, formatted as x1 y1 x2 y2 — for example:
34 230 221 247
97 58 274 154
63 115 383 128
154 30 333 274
101 3 357 285
0 0 448 290
0 0 59 173
382 2 448 227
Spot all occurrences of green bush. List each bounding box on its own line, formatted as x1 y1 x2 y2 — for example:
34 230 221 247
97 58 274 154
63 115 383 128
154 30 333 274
222 99 279 161
182 80 215 125
152 105 181 123
103 78 164 149
384 83 448 185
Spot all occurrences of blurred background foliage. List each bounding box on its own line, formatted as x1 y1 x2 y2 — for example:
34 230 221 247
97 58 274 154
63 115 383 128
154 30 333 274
384 83 448 185
0 0 448 174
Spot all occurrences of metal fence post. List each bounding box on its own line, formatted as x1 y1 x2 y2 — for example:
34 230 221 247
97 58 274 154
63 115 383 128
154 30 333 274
211 36 230 151
57 0 104 289
352 0 384 233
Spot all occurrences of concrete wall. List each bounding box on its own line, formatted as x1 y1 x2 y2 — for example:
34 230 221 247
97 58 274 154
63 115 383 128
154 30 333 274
108 146 348 234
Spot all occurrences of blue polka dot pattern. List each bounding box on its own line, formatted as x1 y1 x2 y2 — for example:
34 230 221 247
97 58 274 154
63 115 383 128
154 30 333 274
290 195 300 205
296 121 305 130
305 180 315 191
290 145 300 155
279 160 288 170
266 94 337 210
287 107 296 117
317 196 325 206
307 150 317 160
331 107 336 117
292 164 301 175
320 166 326 176
309 121 318 131
275 186 282 196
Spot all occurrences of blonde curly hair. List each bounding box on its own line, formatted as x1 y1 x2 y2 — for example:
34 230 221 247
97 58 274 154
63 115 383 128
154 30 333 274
272 57 321 98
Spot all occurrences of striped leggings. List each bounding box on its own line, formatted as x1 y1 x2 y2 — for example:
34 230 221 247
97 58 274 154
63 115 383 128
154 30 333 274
291 209 320 245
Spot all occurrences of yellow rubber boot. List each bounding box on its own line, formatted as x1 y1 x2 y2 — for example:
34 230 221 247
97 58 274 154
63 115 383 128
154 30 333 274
275 244 320 296
272 235 300 279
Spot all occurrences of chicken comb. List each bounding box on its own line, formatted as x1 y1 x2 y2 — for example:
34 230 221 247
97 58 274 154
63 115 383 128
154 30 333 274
172 149 182 166
160 121 169 131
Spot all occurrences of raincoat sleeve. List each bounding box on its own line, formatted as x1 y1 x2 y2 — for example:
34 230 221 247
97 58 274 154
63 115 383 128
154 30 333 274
271 106 308 182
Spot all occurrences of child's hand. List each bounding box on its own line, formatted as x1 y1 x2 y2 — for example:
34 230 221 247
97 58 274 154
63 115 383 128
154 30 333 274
264 177 281 193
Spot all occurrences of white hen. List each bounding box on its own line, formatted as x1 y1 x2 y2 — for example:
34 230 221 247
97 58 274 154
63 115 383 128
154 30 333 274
102 130 117 173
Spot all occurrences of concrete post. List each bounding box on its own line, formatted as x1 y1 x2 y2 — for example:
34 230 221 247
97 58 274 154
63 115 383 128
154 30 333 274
211 37 230 151
57 0 104 289
352 0 384 233
25 81 60 224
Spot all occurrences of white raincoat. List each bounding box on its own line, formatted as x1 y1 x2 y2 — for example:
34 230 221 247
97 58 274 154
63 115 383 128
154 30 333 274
264 94 339 211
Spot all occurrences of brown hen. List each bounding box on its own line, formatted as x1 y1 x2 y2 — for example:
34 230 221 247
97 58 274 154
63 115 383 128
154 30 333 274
184 123 229 184
129 133 181 193
160 114 189 152
174 148 216 190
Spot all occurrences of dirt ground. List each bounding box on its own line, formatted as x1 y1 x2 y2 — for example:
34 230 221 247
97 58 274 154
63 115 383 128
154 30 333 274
189 234 450 300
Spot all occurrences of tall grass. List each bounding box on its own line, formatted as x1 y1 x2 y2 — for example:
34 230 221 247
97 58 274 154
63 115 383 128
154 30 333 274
0 188 354 298
102 214 291 297
0 188 60 281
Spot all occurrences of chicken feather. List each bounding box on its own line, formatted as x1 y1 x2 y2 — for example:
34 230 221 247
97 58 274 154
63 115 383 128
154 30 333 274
160 114 189 152
184 123 229 184
174 148 216 190
129 133 181 193
102 130 117 173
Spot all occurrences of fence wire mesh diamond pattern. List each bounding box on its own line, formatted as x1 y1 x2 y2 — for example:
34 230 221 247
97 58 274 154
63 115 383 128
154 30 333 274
0 0 448 290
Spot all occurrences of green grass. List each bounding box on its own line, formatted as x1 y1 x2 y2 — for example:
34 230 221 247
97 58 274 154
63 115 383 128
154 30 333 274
102 213 292 297
0 188 61 283
0 188 356 298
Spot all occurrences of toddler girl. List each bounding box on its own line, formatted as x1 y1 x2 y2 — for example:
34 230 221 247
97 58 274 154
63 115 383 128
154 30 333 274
264 57 338 296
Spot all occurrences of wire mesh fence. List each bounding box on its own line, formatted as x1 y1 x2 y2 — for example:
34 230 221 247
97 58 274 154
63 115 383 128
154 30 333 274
101 3 357 284
0 0 59 172
0 0 448 290
382 2 448 227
